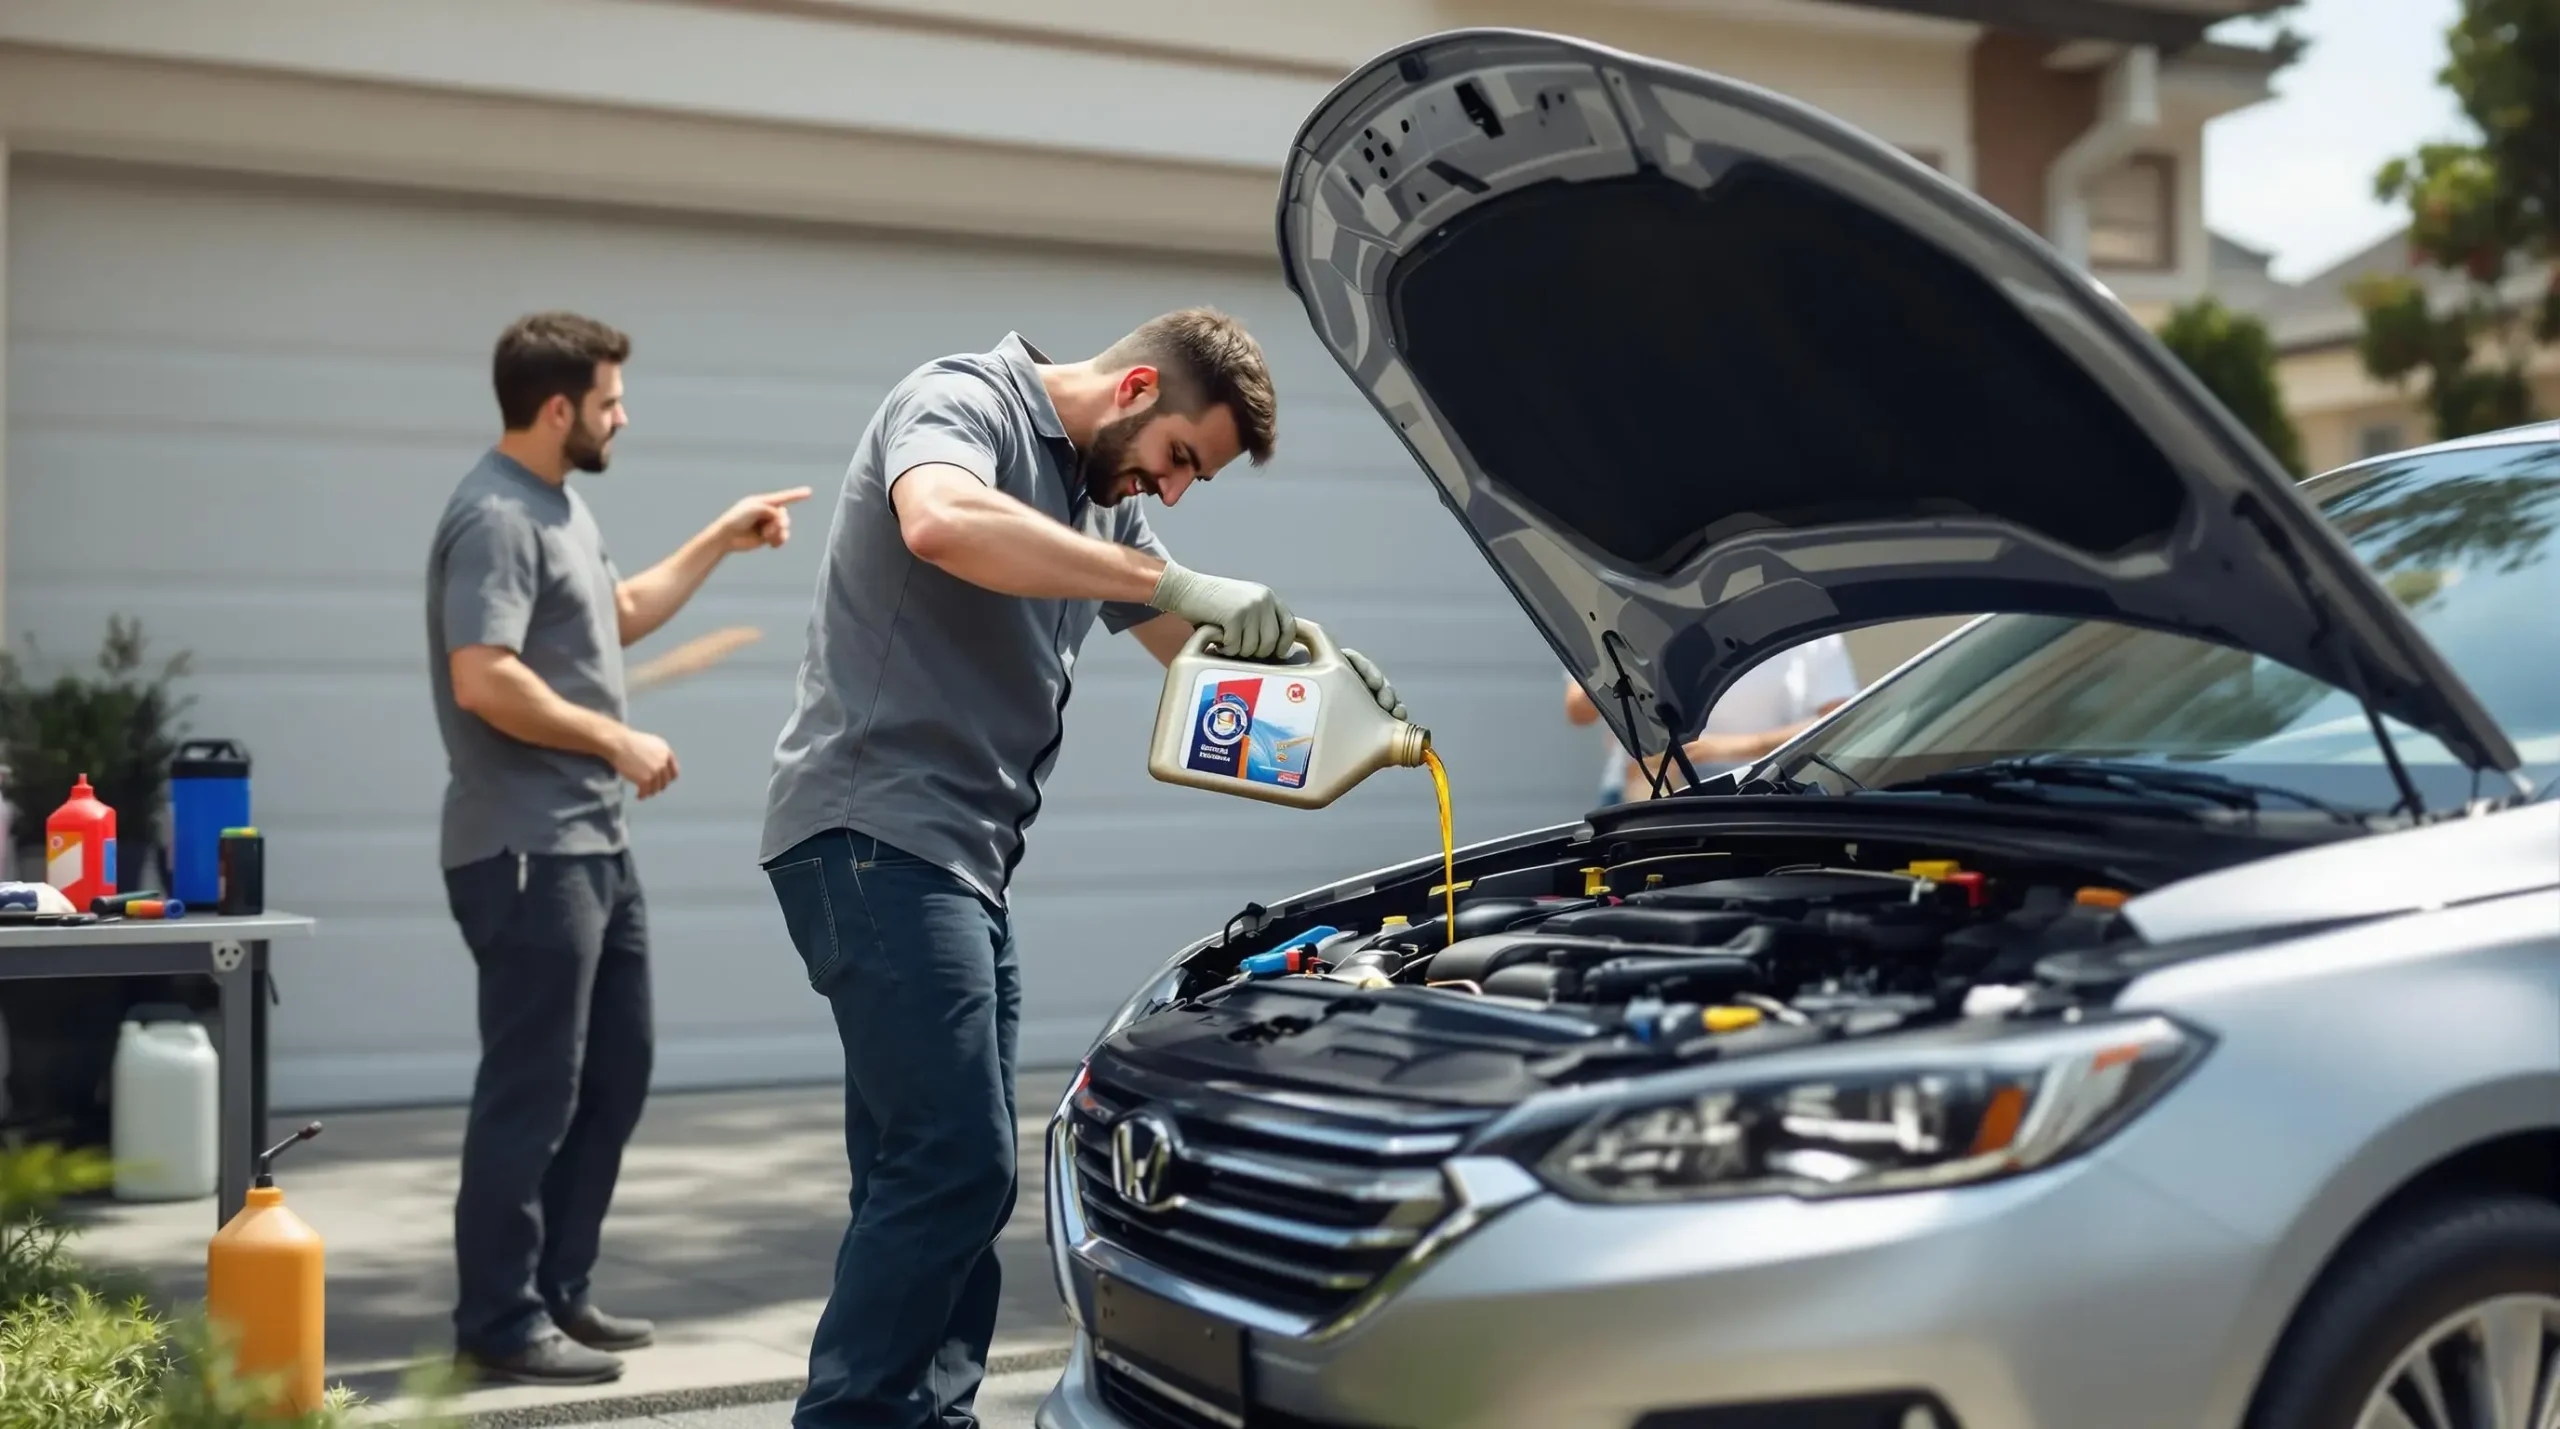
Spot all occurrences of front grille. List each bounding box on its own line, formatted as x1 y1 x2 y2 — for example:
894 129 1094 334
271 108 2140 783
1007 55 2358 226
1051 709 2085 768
1094 1363 1384 1429
1066 1062 1486 1322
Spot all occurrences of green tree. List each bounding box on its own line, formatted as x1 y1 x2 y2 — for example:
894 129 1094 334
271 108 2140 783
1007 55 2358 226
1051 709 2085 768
2351 0 2560 440
2157 296 2306 475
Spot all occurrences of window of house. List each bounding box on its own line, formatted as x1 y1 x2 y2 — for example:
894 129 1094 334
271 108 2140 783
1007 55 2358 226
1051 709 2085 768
2359 421 2408 458
2087 154 2176 271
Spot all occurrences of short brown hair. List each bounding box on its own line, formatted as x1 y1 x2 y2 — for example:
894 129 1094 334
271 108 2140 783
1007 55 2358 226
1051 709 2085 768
1098 308 1277 465
493 311 632 430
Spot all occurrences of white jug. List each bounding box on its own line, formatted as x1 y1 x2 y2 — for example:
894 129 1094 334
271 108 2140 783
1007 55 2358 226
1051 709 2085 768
111 1017 220 1202
1147 619 1431 810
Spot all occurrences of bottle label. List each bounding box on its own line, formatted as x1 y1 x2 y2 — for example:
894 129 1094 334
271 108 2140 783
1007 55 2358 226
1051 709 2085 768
47 832 80 888
1183 668 1321 789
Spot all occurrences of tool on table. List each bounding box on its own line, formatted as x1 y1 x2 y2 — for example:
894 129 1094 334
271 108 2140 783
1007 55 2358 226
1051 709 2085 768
628 624 763 693
94 890 184 918
3 881 83 917
208 1121 327 1418
170 739 253 908
218 828 265 916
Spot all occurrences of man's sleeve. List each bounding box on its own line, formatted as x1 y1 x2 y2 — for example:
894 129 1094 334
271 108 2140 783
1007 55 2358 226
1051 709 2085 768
440 502 543 654
1099 502 1172 635
881 370 1012 495
1800 634 1864 712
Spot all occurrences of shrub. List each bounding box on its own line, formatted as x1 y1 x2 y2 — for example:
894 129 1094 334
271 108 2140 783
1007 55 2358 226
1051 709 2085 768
0 1144 462 1428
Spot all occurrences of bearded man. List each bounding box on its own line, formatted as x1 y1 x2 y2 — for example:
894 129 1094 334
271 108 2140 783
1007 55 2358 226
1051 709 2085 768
757 311 1404 1429
427 310 808 1385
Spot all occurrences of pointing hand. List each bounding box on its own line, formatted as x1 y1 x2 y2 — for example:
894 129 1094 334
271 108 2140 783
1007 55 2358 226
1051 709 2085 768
719 487 814 553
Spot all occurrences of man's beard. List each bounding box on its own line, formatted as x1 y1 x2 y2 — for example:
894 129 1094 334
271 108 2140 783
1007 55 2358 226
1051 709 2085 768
565 414 614 474
1076 406 1159 506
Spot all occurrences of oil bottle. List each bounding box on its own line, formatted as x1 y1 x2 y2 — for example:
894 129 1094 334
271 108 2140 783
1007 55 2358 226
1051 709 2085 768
1148 620 1430 809
207 1122 326 1417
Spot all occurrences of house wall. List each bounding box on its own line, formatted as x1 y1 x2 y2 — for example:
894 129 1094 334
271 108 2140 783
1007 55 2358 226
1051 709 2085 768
0 0 2022 1108
1970 31 2101 234
2283 342 2560 471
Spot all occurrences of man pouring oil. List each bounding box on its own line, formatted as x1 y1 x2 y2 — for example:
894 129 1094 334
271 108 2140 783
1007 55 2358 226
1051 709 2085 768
757 310 1406 1429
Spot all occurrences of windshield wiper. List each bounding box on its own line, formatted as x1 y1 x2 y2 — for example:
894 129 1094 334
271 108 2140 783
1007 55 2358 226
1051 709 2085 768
1799 752 1871 792
1882 755 2360 822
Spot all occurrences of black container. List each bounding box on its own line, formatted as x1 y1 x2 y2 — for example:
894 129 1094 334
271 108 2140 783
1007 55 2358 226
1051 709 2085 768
217 828 265 916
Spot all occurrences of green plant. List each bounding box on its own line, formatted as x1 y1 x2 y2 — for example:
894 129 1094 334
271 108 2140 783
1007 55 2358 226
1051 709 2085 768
0 616 194 859
0 1286 171 1429
0 1143 464 1428
2352 0 2559 439
0 1143 115 1309
2156 296 2307 476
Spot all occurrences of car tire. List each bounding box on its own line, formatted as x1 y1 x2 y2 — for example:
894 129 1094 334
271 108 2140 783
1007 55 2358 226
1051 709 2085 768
2247 1194 2560 1429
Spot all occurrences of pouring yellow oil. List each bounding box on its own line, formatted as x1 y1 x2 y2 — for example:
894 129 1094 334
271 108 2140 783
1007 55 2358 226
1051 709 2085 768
1424 746 1455 946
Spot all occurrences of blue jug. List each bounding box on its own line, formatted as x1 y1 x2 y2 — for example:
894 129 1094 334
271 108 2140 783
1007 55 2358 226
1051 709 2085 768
170 740 251 907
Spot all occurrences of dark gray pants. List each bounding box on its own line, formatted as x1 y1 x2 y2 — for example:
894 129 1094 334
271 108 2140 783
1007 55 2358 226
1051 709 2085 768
443 849 654 1357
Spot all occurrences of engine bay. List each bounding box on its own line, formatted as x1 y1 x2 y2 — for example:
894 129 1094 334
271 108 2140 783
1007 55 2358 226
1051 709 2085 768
1104 831 2171 1101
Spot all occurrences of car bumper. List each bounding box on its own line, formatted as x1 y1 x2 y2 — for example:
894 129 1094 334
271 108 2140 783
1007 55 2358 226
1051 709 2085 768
1038 1140 2267 1429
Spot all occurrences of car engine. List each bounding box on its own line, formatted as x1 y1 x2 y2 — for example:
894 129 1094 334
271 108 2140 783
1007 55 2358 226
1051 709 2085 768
1104 842 2155 1101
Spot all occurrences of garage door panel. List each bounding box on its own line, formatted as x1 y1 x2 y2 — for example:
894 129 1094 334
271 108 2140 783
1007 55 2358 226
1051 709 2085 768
8 162 1596 1108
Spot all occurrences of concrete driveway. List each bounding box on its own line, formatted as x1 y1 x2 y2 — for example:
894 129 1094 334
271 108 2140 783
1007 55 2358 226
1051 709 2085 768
61 1069 1080 1422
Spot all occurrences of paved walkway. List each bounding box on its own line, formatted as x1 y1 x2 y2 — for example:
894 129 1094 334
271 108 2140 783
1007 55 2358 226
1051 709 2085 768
561 1367 1059 1429
60 1071 1079 1425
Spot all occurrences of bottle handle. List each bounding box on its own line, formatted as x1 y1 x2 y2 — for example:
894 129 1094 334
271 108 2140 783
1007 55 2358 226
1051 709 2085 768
1181 618 1331 666
1291 619 1339 666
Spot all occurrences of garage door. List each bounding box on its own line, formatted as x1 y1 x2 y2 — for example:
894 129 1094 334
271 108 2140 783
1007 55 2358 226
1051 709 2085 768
4 159 1601 1110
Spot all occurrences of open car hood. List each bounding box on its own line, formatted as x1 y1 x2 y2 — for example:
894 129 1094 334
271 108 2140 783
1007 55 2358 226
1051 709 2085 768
1274 29 2521 777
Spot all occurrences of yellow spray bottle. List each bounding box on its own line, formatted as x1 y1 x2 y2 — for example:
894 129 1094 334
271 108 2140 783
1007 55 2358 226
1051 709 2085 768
207 1122 326 1417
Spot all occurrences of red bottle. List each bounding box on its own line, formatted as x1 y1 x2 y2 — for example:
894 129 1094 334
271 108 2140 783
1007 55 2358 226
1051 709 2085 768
47 773 117 908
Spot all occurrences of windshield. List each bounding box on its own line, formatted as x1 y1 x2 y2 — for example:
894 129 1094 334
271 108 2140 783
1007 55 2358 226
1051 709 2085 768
1772 437 2560 811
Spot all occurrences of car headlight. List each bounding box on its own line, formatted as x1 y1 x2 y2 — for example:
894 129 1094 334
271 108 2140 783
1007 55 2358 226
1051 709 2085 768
1537 1014 2207 1203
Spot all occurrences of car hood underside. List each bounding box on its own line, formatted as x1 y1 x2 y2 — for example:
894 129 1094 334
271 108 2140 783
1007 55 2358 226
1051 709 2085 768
1273 28 2520 779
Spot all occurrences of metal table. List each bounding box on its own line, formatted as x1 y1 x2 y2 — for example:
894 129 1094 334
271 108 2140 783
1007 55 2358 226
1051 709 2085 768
0 912 315 1227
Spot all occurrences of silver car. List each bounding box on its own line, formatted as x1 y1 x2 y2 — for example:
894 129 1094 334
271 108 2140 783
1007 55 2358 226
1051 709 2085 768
1039 28 2560 1429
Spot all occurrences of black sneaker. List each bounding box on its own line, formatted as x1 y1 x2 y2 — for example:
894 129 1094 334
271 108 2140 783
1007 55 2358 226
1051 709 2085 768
553 1303 656 1352
460 1329 625 1386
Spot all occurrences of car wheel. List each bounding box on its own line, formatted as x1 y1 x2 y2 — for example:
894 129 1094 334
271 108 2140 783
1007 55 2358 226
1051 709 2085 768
2249 1195 2560 1429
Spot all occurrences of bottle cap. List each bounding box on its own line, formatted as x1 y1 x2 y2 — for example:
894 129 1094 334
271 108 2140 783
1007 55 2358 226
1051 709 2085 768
222 827 261 838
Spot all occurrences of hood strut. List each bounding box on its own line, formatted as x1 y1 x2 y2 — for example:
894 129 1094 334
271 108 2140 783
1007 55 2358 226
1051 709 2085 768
1602 633 1701 799
2231 492 2430 817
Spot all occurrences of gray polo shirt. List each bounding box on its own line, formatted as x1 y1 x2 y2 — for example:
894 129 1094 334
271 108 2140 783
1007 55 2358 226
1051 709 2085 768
426 450 629 869
759 333 1169 906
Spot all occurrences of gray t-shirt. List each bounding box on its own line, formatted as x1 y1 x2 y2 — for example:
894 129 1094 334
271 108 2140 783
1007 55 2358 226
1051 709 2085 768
759 333 1168 906
426 450 629 869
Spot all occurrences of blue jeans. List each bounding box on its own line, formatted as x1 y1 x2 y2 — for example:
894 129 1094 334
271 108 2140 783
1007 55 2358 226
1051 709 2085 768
764 829 1021 1429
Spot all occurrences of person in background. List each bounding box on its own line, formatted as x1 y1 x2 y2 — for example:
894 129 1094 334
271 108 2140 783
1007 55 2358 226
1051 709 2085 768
1564 633 1862 802
426 311 810 1387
